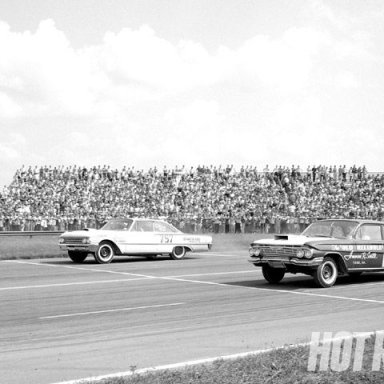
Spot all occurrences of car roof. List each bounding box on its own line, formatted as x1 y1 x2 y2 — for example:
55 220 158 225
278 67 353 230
112 217 168 223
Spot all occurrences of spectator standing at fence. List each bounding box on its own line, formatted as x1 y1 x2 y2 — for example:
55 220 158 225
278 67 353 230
234 214 242 233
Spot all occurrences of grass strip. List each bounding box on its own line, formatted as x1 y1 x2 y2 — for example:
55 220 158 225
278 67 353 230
93 335 383 384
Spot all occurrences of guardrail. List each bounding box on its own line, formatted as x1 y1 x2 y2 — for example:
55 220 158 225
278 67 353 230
0 231 64 236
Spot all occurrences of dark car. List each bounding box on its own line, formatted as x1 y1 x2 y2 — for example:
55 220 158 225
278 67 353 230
249 219 384 288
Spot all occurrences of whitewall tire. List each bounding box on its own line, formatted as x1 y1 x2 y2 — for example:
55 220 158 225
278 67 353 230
314 257 338 288
170 246 186 260
94 242 115 264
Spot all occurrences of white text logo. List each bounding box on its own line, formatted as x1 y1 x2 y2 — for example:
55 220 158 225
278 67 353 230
307 331 384 371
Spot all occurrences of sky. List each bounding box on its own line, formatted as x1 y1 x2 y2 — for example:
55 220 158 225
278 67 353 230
0 0 383 187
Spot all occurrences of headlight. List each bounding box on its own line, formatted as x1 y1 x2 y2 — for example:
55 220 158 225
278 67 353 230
58 238 65 244
296 248 313 259
250 247 261 257
303 248 313 258
82 238 90 244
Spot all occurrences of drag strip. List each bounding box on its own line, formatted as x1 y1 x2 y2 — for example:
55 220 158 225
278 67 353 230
1 254 384 384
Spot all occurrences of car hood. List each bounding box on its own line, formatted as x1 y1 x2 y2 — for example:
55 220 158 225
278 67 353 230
251 234 334 247
60 229 104 238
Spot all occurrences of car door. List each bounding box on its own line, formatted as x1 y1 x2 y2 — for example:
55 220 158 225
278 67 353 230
119 220 158 254
348 224 384 270
153 221 177 253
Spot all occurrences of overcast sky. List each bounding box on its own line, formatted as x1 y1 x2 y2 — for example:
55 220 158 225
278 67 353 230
0 0 383 187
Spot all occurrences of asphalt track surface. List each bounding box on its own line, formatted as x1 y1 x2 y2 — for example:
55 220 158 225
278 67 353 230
1 251 384 384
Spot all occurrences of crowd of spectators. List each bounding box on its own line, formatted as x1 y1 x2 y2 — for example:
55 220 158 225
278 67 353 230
0 164 383 233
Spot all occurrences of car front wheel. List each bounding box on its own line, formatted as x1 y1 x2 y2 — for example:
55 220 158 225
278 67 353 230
170 246 186 260
314 257 338 288
94 242 115 264
68 251 88 263
262 265 285 284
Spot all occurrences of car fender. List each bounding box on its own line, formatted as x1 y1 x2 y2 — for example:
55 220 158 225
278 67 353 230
323 252 348 274
97 239 122 255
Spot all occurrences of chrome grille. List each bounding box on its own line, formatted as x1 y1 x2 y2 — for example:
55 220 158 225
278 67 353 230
260 246 298 259
62 237 85 245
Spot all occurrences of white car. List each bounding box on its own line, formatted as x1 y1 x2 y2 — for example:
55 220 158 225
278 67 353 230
59 218 212 264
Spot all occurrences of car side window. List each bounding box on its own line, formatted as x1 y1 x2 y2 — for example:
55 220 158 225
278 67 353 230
153 222 169 232
332 226 344 238
140 221 154 232
356 225 382 241
131 221 154 232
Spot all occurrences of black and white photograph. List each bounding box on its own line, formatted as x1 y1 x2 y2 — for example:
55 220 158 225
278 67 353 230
1 1 384 383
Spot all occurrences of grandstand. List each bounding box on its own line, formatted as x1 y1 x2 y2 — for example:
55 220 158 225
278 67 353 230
0 164 383 233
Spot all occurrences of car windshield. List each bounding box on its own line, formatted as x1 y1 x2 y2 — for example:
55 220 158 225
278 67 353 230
101 219 133 231
302 220 359 239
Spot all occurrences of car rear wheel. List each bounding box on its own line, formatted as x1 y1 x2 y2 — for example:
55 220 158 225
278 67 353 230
170 246 186 260
68 251 88 263
314 257 338 288
262 265 285 284
94 242 115 264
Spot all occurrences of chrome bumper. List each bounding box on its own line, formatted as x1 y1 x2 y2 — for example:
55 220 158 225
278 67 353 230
59 244 98 252
249 256 324 268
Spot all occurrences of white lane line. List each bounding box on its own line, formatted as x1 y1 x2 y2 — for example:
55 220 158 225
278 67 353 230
167 270 257 278
5 260 156 279
40 302 185 320
0 271 258 291
51 331 381 384
0 278 150 291
2 259 258 290
158 276 384 305
194 252 243 257
318 279 384 290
